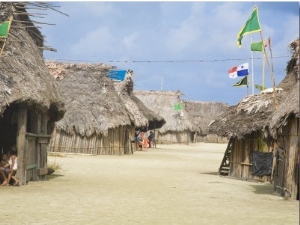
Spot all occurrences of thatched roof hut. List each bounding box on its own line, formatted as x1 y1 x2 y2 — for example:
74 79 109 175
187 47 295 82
0 2 65 185
47 62 164 154
183 101 229 143
134 90 199 144
208 38 299 199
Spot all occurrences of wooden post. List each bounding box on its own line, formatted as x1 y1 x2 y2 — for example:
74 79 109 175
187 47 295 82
285 118 298 199
17 104 27 185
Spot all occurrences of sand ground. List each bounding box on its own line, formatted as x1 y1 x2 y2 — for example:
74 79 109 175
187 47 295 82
0 143 298 225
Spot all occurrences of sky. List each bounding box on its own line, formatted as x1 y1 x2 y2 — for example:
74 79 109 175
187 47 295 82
36 1 299 106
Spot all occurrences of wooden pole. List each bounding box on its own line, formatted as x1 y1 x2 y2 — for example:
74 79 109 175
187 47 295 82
267 37 278 109
262 48 265 89
17 104 27 185
260 33 278 110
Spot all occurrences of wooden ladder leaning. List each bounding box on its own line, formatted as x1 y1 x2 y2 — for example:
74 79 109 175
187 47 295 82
218 138 233 176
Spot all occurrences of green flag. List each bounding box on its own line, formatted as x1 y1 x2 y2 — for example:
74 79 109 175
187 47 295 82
237 7 261 47
254 84 267 91
251 41 263 52
0 19 11 38
233 76 248 87
174 103 182 111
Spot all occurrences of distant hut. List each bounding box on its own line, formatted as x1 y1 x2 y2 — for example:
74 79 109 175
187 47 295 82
114 70 165 132
134 90 199 144
47 62 165 155
0 3 65 185
269 39 299 200
183 100 229 143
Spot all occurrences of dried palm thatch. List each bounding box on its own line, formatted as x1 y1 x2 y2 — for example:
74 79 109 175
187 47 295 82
270 38 299 138
0 2 64 118
134 90 199 135
115 72 165 130
183 100 229 135
46 62 133 137
208 92 284 139
277 38 299 90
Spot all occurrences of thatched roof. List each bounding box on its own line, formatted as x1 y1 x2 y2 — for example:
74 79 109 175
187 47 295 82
208 38 299 139
134 90 200 134
208 92 284 139
0 3 65 119
114 72 165 130
277 38 299 90
269 38 299 138
46 62 165 136
183 101 229 135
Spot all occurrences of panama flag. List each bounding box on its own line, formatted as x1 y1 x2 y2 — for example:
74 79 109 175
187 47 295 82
228 63 249 79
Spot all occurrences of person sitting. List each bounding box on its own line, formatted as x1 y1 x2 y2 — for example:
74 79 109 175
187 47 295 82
135 132 143 151
6 150 19 186
0 153 10 185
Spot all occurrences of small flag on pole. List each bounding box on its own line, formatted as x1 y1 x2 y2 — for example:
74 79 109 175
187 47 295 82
228 63 249 79
106 69 127 81
0 18 12 38
251 39 268 52
233 75 248 86
174 103 182 111
237 7 261 47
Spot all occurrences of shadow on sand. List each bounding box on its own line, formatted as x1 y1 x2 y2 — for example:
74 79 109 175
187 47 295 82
200 171 219 176
46 173 64 180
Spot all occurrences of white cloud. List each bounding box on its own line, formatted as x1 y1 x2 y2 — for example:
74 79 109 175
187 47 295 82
70 26 117 58
122 32 139 51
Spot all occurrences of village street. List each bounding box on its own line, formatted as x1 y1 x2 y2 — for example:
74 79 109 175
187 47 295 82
0 143 298 225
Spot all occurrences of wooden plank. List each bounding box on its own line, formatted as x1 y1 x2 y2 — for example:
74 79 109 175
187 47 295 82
26 164 37 169
26 132 51 138
17 104 27 185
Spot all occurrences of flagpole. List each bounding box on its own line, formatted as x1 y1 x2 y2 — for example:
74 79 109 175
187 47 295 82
262 47 265 89
260 33 278 109
250 36 255 95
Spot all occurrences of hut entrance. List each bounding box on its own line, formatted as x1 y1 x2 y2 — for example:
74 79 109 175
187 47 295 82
0 104 18 153
0 103 51 185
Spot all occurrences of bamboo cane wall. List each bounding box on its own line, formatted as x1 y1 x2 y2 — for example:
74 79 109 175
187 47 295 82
156 131 192 145
229 131 273 182
273 117 299 200
48 125 134 155
197 134 229 143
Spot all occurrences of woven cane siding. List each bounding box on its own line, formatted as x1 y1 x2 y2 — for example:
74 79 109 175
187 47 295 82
156 131 192 145
229 131 273 182
48 125 134 155
273 117 299 200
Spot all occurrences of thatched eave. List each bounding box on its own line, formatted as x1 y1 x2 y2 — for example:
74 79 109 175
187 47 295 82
208 92 283 138
0 3 65 121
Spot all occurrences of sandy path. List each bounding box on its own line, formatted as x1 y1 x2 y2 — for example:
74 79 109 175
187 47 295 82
0 143 298 225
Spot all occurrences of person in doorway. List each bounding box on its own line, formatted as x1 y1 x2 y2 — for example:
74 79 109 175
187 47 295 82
0 153 10 185
135 131 143 151
6 150 19 186
148 131 155 148
141 132 149 152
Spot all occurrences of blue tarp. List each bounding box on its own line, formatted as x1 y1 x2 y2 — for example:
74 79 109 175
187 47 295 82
106 69 127 81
